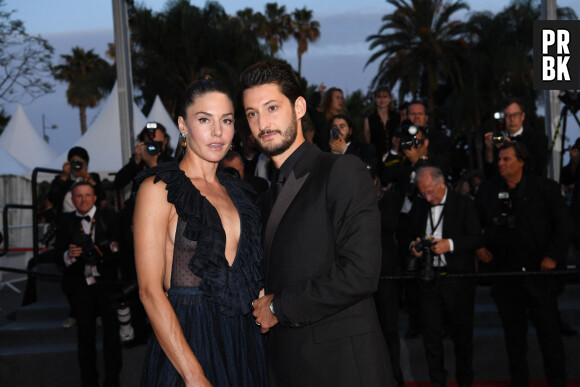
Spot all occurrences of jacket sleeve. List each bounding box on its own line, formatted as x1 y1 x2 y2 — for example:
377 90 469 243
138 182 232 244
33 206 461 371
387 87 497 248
114 155 141 189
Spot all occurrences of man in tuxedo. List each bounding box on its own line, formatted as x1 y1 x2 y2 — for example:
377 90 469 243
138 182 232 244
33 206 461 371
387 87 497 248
241 61 393 386
408 166 482 387
55 182 122 387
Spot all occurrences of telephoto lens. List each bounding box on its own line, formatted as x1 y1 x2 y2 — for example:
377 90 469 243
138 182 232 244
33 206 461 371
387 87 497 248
117 302 135 343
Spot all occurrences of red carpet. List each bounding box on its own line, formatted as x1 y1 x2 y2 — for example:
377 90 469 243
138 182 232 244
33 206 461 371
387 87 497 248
405 382 580 386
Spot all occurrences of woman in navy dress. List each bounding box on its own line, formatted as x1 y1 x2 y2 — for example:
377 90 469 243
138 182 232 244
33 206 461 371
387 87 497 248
134 78 266 386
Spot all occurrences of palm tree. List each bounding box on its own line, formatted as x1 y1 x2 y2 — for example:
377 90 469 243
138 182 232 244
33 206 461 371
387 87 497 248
291 7 320 76
52 47 113 134
258 3 292 56
366 0 468 115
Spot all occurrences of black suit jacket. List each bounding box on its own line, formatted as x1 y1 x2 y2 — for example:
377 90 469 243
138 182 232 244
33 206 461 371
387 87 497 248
262 143 393 387
475 174 573 271
409 189 482 274
55 207 121 282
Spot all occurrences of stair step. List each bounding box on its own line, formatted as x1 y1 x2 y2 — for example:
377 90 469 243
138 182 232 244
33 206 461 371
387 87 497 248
0 319 78 346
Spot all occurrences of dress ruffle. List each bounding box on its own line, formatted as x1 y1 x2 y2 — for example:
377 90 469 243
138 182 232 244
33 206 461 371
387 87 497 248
137 162 264 316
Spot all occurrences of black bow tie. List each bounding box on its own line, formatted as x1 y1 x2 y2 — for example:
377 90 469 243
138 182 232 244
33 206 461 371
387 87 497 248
78 215 91 222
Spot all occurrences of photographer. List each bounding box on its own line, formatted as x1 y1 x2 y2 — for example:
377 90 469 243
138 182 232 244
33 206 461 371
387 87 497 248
483 97 548 178
55 181 122 387
475 142 572 386
407 166 482 387
561 137 580 251
327 114 377 170
114 122 173 201
46 146 104 223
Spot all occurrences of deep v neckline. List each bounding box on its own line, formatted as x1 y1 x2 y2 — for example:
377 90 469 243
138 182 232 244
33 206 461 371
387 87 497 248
188 174 242 268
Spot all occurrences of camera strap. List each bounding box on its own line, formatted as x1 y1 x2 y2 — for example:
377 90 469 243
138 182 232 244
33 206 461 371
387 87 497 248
79 217 96 241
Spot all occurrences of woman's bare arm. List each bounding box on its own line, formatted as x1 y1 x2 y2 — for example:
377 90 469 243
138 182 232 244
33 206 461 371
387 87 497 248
134 177 211 386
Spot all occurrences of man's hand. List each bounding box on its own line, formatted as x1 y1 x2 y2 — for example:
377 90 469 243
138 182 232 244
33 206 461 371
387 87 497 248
252 293 278 333
67 244 83 259
134 142 146 164
403 146 421 164
410 237 423 258
329 135 347 154
430 238 450 255
541 257 557 271
475 247 493 263
61 161 71 181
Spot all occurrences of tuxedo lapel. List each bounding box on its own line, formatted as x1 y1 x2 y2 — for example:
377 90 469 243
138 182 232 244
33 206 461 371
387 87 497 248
264 170 309 262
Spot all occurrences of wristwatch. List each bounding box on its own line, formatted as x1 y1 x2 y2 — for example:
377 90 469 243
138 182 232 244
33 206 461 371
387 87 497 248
269 301 275 316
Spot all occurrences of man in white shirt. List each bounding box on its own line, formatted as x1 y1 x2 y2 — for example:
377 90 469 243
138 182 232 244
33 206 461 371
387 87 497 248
408 166 482 387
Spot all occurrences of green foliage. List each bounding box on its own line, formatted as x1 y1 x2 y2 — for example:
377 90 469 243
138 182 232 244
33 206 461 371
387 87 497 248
129 1 267 121
0 0 54 105
52 47 114 134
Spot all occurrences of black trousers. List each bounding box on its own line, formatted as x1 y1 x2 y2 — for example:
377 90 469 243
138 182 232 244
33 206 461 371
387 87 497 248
491 276 566 387
374 279 404 386
419 277 475 387
70 279 122 387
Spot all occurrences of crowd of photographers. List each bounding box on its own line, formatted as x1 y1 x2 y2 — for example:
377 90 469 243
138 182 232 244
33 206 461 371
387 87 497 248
34 88 580 386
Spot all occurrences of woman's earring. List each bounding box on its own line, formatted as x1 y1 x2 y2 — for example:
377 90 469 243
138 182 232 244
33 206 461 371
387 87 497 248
181 132 187 148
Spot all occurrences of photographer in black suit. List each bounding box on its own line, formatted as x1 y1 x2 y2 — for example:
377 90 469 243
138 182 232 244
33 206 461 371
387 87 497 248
408 166 482 387
475 142 572 386
55 181 122 387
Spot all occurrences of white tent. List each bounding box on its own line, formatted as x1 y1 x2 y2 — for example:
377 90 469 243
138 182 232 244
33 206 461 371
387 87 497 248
147 95 180 150
44 83 147 177
0 104 58 170
0 146 30 175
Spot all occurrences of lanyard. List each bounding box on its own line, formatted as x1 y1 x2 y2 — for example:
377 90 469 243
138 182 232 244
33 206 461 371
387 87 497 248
428 205 444 237
80 217 96 238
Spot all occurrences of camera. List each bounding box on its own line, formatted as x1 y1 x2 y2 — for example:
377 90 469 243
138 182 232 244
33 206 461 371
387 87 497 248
492 191 516 229
72 234 118 265
70 160 84 171
144 122 163 156
400 124 424 150
330 127 340 140
407 238 436 281
492 112 506 143
110 281 138 343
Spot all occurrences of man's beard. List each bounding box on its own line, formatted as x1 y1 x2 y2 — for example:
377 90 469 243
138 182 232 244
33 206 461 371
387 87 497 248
258 110 298 157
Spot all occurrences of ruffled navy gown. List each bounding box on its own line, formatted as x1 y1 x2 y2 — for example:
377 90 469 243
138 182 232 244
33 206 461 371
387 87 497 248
138 163 267 387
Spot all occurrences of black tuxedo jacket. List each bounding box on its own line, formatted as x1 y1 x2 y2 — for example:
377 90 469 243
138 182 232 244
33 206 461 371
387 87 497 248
262 143 393 387
55 207 121 282
409 189 482 274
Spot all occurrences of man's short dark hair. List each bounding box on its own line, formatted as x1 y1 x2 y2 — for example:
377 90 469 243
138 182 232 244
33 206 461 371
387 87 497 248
500 141 529 164
239 61 303 106
503 97 525 112
67 146 89 164
408 100 427 110
71 180 95 195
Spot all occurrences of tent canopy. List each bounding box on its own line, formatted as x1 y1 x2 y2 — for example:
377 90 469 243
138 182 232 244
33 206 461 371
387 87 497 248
0 104 58 170
44 83 147 177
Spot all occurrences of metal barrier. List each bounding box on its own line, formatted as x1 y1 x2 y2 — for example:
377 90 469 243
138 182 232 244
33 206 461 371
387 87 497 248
0 203 34 257
0 167 60 257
